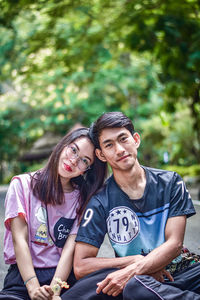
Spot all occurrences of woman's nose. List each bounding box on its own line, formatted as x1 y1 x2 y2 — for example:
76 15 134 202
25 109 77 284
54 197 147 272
70 157 78 166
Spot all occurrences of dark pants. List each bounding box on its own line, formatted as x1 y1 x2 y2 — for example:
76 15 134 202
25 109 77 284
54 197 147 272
0 264 77 300
62 268 123 300
61 263 200 300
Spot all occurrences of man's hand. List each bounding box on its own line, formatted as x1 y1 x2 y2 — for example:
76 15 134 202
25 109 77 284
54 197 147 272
150 269 174 282
96 267 133 297
96 263 174 297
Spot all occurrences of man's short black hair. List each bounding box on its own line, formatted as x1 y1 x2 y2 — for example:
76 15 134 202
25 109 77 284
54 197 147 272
89 111 135 149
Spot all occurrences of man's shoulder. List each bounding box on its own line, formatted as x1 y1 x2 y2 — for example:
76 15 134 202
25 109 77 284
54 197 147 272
144 166 178 182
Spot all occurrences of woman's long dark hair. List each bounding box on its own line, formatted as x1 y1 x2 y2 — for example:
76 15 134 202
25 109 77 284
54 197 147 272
30 127 107 219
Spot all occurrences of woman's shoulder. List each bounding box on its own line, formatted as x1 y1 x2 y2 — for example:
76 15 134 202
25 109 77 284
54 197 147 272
11 172 32 181
10 172 36 188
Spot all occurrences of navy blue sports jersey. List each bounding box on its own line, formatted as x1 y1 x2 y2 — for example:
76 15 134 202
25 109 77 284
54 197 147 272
76 167 195 257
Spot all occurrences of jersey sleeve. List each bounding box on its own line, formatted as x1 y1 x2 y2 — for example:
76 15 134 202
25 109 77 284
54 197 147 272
75 196 107 248
4 176 28 230
168 172 196 218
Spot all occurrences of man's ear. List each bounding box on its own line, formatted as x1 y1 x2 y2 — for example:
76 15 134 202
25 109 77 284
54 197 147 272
95 148 107 162
133 132 141 149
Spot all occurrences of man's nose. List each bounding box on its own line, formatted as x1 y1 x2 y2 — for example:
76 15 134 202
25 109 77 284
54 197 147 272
115 143 125 155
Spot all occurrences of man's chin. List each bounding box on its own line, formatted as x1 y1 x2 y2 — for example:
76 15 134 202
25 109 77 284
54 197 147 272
118 163 134 171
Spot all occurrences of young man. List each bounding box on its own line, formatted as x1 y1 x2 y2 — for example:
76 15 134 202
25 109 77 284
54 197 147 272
62 112 200 300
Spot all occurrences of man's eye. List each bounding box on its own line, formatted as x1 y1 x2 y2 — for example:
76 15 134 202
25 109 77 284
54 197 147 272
105 143 112 148
121 136 128 142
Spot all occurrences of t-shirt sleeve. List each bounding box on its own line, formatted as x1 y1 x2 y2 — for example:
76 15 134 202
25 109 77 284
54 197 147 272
75 196 107 248
168 172 196 218
4 176 28 230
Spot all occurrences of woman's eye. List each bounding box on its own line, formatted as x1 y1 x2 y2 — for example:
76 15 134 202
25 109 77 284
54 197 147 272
71 146 77 154
82 158 89 166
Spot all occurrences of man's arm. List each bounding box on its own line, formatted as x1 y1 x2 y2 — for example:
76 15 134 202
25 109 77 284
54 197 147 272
73 242 144 280
96 215 186 296
132 215 186 275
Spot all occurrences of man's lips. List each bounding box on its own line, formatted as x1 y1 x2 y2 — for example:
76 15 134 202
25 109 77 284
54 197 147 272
117 155 130 161
64 163 72 172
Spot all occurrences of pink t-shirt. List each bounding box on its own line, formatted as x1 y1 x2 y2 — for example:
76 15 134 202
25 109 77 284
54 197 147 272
4 173 80 268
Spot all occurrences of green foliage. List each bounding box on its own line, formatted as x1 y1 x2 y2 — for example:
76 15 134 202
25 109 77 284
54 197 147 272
25 162 46 173
163 164 200 178
138 102 199 167
121 0 200 149
0 0 200 182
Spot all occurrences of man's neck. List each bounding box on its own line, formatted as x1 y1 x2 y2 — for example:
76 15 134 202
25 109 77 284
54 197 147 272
113 161 146 200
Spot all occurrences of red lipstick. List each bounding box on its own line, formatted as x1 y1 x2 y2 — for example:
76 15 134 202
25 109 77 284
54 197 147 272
64 164 72 172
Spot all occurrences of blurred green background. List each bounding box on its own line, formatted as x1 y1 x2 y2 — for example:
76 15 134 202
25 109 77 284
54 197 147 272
0 0 200 184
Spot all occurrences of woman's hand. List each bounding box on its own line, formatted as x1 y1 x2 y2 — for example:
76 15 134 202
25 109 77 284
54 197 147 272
28 285 54 300
52 296 61 300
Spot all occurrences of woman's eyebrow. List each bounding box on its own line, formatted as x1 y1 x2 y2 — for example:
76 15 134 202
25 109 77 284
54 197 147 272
73 142 79 150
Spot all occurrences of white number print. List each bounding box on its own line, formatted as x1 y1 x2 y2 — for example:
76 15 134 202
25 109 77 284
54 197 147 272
107 206 139 245
177 180 191 200
82 208 94 227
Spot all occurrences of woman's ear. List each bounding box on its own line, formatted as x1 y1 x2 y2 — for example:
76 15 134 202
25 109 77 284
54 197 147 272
95 148 107 162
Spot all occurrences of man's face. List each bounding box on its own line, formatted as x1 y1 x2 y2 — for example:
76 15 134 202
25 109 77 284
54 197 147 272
95 127 140 172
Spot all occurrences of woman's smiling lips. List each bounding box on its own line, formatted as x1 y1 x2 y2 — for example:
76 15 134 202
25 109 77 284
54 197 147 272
64 163 72 172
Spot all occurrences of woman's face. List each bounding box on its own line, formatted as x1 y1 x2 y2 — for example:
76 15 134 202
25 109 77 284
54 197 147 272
58 137 95 180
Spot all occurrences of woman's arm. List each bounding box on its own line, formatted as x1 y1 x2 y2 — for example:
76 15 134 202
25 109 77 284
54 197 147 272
50 234 76 297
11 216 53 300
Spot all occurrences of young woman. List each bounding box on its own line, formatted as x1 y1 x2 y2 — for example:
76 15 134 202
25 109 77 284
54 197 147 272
0 127 107 300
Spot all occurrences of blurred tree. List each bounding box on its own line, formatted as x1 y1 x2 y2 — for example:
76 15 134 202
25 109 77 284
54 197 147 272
119 0 200 160
0 0 200 182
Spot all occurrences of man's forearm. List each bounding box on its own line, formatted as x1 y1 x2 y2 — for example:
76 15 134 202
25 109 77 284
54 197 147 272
133 215 186 276
75 239 180 279
127 239 182 277
94 239 181 296
74 254 143 279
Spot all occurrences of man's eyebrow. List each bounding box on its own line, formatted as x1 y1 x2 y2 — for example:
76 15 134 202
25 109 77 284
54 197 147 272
118 132 127 138
102 132 127 145
102 139 112 145
73 142 92 161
